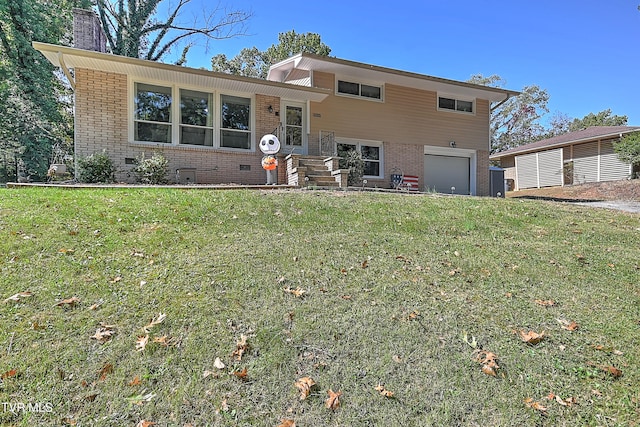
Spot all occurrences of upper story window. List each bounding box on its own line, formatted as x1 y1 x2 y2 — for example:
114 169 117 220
438 96 474 114
337 79 382 100
132 82 253 150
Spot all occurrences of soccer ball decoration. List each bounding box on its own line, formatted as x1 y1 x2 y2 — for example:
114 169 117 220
259 134 281 184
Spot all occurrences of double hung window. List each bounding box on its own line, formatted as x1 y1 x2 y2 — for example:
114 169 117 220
337 139 383 178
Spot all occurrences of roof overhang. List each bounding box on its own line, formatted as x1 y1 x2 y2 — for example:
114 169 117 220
489 127 640 160
33 42 330 103
268 53 520 103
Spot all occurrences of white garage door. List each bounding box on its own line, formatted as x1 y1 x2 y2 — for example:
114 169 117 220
424 155 470 195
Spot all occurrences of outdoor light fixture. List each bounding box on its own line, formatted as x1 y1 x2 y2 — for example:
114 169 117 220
449 141 456 148
267 105 274 113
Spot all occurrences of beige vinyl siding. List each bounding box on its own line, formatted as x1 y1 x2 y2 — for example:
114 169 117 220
537 148 563 188
515 152 539 189
310 72 489 152
600 140 631 181
573 142 598 184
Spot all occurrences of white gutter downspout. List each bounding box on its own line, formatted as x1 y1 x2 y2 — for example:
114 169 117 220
57 52 76 91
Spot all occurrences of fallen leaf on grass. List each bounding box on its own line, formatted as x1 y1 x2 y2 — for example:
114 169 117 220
517 330 546 345
374 384 394 398
56 297 80 307
277 419 295 427
592 345 623 355
524 397 547 413
136 335 149 352
91 323 115 343
214 357 225 369
553 394 577 407
557 319 579 331
361 259 369 269
534 299 556 307
4 291 33 303
128 376 142 386
152 335 168 346
98 363 113 381
58 248 75 255
295 377 316 400
587 363 623 378
232 367 248 380
232 334 249 361
325 389 342 410
135 421 155 427
283 287 306 298
142 313 166 333
1 369 17 379
473 349 500 377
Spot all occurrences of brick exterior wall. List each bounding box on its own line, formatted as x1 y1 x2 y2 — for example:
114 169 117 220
476 150 490 196
74 68 285 184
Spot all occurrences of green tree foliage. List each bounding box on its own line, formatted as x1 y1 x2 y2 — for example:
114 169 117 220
568 109 628 132
94 0 251 61
467 74 549 153
211 30 331 79
613 132 640 177
0 0 79 181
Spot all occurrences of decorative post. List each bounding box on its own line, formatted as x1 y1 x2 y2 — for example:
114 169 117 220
259 134 281 185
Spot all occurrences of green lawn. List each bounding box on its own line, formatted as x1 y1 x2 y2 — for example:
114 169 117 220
0 188 638 426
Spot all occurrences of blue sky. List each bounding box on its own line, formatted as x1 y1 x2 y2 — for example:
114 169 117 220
173 1 640 125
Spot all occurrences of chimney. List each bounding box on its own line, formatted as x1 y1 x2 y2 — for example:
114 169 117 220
73 8 107 53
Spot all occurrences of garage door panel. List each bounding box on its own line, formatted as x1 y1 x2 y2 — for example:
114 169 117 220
424 155 469 195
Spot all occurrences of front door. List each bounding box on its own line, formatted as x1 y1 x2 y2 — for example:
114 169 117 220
282 102 306 154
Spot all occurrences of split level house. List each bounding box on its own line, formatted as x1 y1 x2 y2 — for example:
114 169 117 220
490 126 640 191
33 9 519 195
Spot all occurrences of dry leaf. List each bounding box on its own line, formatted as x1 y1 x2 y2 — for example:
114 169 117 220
143 313 166 333
4 291 33 303
374 384 394 398
56 297 80 307
473 349 500 377
283 287 306 298
392 355 402 363
295 377 316 400
232 367 248 380
91 322 115 343
1 369 17 379
517 330 546 345
554 395 577 406
232 334 249 361
136 335 149 352
110 276 122 283
135 421 155 427
341 295 352 300
602 365 623 378
562 321 579 331
534 299 556 307
325 389 342 410
98 363 113 381
129 376 142 386
152 335 168 346
361 259 368 269
214 357 225 370
277 419 296 427
524 397 547 413
58 248 75 254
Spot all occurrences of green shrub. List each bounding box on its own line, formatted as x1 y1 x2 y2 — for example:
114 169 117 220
613 132 640 178
132 152 169 185
77 151 116 183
